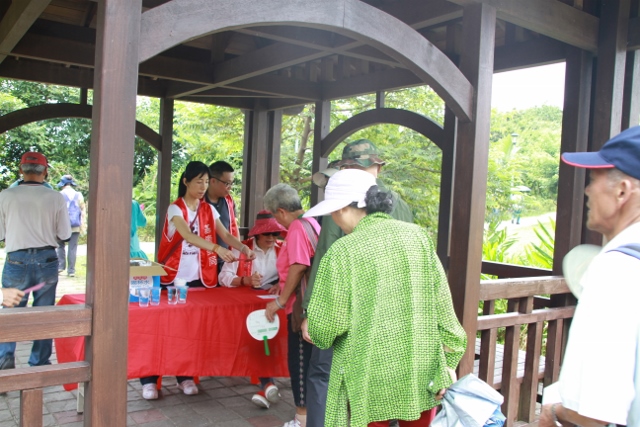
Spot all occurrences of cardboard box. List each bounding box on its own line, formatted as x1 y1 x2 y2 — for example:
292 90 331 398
129 259 167 302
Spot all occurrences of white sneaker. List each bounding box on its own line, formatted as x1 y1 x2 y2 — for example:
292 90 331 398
264 383 280 403
142 384 158 400
251 392 270 409
283 417 303 427
177 379 199 395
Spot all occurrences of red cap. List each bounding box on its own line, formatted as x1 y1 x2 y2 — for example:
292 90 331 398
20 151 48 167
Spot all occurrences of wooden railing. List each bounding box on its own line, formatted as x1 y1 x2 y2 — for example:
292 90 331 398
0 304 92 426
475 275 574 427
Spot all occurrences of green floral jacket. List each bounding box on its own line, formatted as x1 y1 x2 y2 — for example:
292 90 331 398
308 213 467 427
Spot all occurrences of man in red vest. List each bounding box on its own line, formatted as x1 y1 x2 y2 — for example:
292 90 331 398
206 161 240 272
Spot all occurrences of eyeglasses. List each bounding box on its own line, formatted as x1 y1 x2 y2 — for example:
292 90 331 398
212 177 233 187
261 232 280 237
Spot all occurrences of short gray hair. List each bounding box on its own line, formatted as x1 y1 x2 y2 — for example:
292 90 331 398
607 168 640 189
263 183 302 213
21 164 46 175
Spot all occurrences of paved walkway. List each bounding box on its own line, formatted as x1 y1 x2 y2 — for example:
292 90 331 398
0 243 295 427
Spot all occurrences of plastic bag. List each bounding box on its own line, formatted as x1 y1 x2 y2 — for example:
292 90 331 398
431 374 506 427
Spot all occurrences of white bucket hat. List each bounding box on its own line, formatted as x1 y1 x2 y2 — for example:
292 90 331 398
304 169 376 218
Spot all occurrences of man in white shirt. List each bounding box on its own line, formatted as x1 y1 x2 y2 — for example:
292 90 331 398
0 151 72 370
540 126 640 427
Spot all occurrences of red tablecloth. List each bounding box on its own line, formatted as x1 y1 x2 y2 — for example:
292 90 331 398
55 287 289 391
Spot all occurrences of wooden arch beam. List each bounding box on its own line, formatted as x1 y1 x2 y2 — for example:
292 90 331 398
0 103 163 151
320 108 446 157
139 0 474 122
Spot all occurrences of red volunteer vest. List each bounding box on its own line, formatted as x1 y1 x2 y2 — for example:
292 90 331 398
158 198 218 287
225 195 239 239
235 237 283 276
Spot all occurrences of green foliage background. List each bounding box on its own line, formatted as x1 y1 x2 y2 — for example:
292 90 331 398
0 79 562 255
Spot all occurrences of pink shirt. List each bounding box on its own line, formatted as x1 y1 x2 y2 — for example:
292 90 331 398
276 217 321 314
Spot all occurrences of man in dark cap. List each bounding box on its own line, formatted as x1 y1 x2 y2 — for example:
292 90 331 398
56 174 85 277
301 139 414 427
0 152 71 369
540 126 640 427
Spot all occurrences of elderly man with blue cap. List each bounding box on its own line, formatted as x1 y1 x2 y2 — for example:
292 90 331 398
540 126 640 427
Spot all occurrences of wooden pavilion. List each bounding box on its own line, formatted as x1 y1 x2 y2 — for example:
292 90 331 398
0 0 638 425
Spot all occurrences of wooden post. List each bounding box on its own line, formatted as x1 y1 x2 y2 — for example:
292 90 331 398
591 0 630 146
622 50 640 129
585 0 630 246
84 1 141 426
241 103 282 223
311 100 331 205
266 110 283 194
20 389 43 427
436 107 456 268
552 48 592 275
448 3 496 377
155 97 174 256
623 0 640 130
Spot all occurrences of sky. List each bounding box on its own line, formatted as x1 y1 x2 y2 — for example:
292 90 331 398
491 62 566 112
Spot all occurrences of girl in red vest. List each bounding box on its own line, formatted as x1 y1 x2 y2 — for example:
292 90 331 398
219 210 287 409
142 161 255 400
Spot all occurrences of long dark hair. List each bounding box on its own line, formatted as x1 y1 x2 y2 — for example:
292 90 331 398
177 161 211 198
364 185 394 214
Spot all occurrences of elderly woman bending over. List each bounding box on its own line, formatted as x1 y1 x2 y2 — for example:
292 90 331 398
263 183 321 427
305 169 467 427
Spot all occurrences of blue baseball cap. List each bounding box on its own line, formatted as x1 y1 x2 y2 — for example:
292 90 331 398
561 125 640 180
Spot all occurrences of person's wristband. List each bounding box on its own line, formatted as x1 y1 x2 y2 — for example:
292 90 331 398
240 244 248 254
275 297 285 309
212 243 220 253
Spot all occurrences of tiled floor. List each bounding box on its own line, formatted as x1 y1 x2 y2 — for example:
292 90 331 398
1 346 294 426
0 245 296 426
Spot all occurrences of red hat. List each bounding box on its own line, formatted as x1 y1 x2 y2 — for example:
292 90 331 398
248 210 287 237
20 151 48 167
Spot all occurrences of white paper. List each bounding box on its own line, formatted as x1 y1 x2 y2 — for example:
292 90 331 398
257 295 278 299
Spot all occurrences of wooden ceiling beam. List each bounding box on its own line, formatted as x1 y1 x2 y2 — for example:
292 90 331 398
237 26 403 67
0 0 51 65
494 36 567 72
226 74 321 100
322 68 423 100
235 1 463 68
4 32 216 85
380 0 463 30
179 96 255 109
166 43 325 97
0 58 167 98
446 0 599 52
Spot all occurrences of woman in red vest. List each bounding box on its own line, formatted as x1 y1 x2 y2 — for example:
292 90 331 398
219 210 287 409
142 161 255 401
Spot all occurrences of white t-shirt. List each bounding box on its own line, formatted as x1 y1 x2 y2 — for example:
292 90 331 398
218 237 279 288
0 184 72 252
559 222 640 426
166 200 220 283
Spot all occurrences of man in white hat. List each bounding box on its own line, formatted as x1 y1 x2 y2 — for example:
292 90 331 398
540 126 640 427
